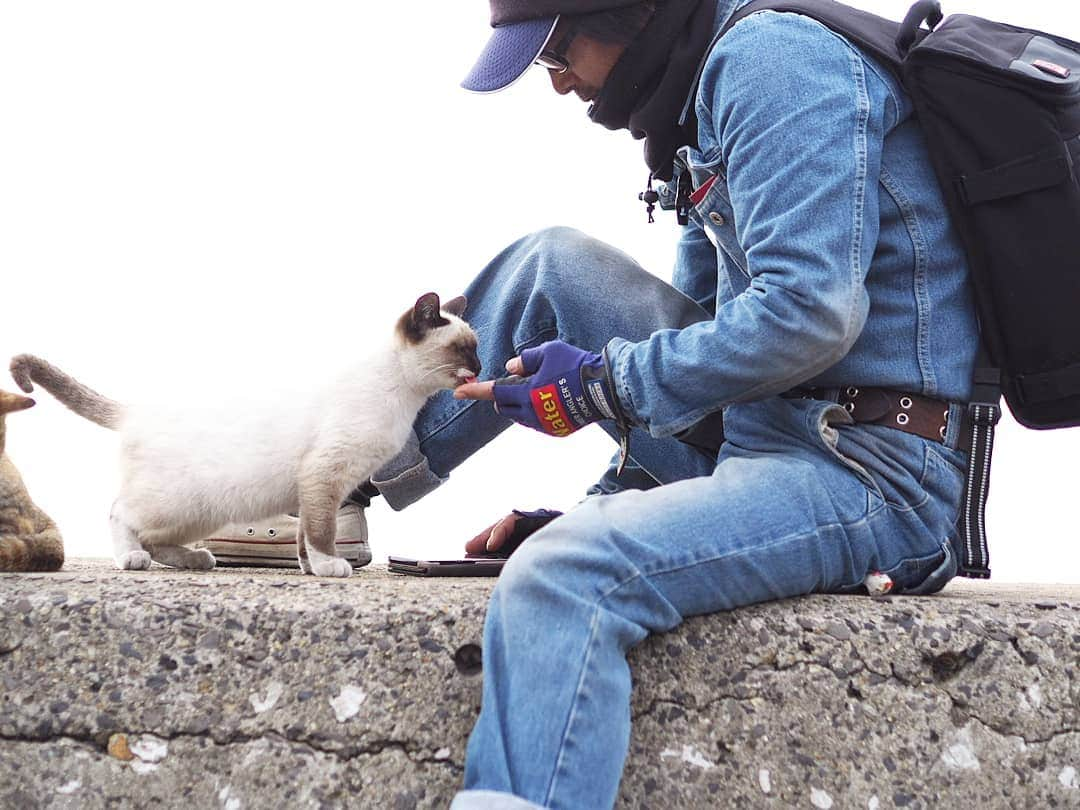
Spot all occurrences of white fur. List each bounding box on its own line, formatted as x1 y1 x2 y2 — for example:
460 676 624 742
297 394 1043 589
107 310 477 576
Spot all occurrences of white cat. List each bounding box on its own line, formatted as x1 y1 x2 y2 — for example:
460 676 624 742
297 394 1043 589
10 292 479 577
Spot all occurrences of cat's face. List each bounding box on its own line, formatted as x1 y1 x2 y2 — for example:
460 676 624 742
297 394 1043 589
0 390 34 451
397 293 481 391
0 390 34 417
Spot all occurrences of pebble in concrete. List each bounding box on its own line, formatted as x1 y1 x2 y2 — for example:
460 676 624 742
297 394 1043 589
249 680 284 714
107 733 134 761
331 685 368 722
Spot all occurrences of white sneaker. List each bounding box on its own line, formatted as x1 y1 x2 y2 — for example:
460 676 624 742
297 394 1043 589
195 503 371 568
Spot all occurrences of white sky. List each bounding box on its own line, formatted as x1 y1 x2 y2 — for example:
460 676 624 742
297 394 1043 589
2 1 1078 583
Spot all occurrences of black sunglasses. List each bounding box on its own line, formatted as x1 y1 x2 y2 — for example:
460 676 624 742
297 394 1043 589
534 23 576 74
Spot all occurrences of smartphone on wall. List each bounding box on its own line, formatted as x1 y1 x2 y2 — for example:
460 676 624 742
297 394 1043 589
387 555 506 577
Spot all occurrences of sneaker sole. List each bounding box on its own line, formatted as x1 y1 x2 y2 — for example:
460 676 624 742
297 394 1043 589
197 537 372 568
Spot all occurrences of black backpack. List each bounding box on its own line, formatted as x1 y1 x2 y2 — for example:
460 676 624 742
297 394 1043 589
705 0 1080 578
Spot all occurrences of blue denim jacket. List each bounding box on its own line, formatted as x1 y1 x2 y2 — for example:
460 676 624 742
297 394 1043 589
606 0 979 439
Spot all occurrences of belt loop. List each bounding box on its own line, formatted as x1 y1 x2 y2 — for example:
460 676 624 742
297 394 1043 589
943 402 965 449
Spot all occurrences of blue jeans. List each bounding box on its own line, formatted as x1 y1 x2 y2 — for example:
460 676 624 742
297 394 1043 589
371 227 720 504
373 228 965 810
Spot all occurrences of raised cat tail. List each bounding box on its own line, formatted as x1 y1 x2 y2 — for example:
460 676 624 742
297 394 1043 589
9 354 124 430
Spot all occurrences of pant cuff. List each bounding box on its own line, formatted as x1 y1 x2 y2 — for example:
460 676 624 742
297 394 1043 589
450 790 546 810
371 430 446 511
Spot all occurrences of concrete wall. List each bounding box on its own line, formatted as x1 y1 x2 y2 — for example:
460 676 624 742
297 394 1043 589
1 561 1077 809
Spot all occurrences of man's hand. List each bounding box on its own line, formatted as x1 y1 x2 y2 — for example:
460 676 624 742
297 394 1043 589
464 509 564 557
455 340 622 437
453 356 525 402
464 512 521 556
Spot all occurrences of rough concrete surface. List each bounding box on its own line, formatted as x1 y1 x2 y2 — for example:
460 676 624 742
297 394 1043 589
1 559 1078 809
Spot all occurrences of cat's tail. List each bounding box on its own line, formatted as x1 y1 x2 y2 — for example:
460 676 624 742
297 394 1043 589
0 529 64 573
9 354 124 430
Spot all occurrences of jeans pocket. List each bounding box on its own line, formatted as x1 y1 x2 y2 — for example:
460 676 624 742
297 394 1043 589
813 404 887 511
922 446 965 500
881 540 957 596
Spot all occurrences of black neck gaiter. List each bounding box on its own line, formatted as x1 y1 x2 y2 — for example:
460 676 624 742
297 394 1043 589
588 0 717 181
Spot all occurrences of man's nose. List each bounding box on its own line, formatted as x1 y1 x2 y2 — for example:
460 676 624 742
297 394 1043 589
548 68 575 96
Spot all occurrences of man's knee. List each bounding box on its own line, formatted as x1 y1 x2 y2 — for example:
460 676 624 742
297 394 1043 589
490 513 659 651
472 227 594 313
512 227 643 295
522 225 595 256
493 507 625 605
492 525 596 614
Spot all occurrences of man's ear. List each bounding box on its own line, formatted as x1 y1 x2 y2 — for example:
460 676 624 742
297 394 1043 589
443 295 467 318
0 390 35 415
412 292 449 334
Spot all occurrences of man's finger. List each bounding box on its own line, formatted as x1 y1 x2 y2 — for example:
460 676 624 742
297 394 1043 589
465 521 500 555
464 513 519 555
485 514 518 552
454 380 497 400
504 356 525 375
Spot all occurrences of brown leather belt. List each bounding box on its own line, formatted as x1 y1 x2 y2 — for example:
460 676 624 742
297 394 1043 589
786 386 952 443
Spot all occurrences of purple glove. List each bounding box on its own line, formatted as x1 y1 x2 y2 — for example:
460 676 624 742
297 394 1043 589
493 340 625 437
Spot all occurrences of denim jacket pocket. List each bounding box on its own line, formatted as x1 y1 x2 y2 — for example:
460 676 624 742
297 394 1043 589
692 181 749 282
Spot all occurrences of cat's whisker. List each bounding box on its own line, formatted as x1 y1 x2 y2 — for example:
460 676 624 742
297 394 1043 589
417 363 458 382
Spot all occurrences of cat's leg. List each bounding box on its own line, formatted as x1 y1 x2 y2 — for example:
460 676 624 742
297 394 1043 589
109 501 151 571
150 544 216 571
298 483 351 578
295 518 313 575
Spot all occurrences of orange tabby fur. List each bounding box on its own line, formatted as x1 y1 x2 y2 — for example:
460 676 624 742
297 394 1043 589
0 389 63 572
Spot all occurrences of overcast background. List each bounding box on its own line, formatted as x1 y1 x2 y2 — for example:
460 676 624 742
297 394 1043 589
2 1 1078 582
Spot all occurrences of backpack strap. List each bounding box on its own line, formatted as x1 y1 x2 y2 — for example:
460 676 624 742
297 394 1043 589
680 0 940 126
721 0 906 69
956 343 1001 579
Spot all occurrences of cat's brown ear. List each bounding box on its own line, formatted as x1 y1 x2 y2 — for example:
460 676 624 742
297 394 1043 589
410 292 449 335
443 295 467 318
0 390 35 414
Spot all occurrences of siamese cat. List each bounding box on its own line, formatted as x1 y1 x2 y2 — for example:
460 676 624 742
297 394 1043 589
10 292 479 577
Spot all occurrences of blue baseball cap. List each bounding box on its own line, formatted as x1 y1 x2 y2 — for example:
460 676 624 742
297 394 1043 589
462 15 559 94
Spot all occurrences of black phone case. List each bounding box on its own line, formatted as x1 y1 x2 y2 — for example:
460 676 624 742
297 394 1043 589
387 556 506 577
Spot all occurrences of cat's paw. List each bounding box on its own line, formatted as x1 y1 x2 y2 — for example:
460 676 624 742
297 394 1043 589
190 548 216 570
298 555 313 575
116 550 152 571
309 557 352 578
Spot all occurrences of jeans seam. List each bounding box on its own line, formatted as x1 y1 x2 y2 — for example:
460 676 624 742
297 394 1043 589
880 440 933 513
618 513 877 588
512 324 559 356
418 398 480 446
544 603 605 808
845 44 871 345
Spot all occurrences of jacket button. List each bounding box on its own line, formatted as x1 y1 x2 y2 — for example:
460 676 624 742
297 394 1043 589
709 212 725 226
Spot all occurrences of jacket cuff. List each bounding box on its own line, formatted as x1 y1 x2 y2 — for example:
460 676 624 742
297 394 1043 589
603 337 638 427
